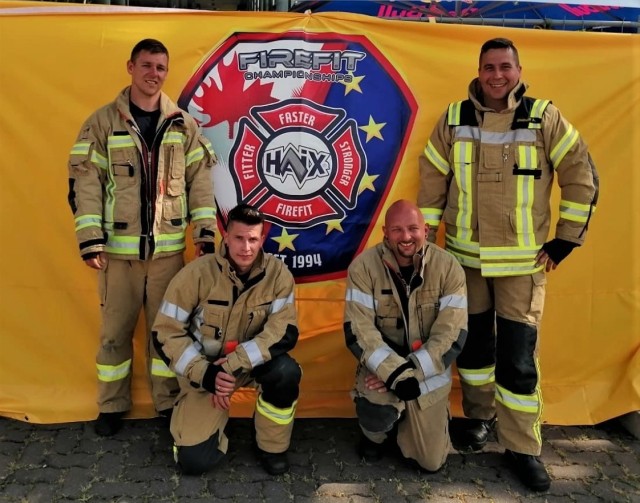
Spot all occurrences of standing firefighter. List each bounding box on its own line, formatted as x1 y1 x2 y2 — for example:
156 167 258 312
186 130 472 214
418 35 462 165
67 39 217 436
418 38 599 491
153 204 301 476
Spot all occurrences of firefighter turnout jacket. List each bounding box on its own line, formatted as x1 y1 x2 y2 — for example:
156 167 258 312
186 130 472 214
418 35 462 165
418 80 599 277
68 87 217 261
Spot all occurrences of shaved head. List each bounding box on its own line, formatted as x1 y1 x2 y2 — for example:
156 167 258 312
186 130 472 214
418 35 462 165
385 200 422 227
383 200 428 266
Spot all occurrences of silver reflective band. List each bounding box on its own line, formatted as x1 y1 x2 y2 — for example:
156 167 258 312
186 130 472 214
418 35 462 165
175 343 202 376
413 347 436 378
346 288 377 310
270 292 294 314
438 294 467 310
367 345 393 373
160 300 190 324
242 340 264 368
418 367 452 395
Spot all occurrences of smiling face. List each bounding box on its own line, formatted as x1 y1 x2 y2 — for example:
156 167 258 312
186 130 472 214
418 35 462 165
223 221 265 275
478 47 521 111
127 50 168 106
383 201 428 267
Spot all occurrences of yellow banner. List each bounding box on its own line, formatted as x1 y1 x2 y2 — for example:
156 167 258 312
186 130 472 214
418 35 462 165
0 5 638 425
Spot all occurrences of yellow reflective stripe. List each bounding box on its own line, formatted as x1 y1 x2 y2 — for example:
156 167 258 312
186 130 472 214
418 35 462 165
517 144 537 170
163 131 184 144
70 142 91 155
528 99 550 129
424 141 450 176
452 141 473 241
559 200 592 223
550 124 579 168
481 262 544 277
256 395 297 425
151 358 176 378
105 235 140 254
107 135 136 149
185 146 205 166
458 366 495 386
532 359 543 445
96 359 131 382
445 234 481 268
495 384 540 414
74 214 102 231
421 207 443 226
155 232 186 253
514 156 535 248
190 207 216 221
480 245 539 260
447 101 462 125
91 150 108 170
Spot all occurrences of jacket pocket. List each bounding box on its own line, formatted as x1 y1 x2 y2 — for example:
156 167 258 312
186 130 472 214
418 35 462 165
416 289 439 339
166 144 186 196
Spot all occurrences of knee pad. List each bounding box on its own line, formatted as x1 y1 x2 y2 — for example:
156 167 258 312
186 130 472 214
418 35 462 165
253 354 301 408
355 397 399 434
457 309 496 369
496 316 538 394
176 431 225 475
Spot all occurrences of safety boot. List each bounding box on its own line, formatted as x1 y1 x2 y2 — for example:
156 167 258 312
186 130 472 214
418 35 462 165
357 434 385 462
94 411 124 437
504 449 551 492
256 447 290 475
451 416 496 452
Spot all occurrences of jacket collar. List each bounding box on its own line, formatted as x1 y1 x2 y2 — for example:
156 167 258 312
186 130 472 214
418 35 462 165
115 86 183 124
215 242 267 282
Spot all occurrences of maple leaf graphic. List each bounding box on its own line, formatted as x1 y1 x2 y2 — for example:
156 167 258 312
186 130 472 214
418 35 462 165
193 53 277 139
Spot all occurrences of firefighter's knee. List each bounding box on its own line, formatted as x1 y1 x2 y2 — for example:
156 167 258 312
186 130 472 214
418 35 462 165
355 397 400 434
175 431 225 475
496 316 538 394
253 353 301 408
457 309 495 369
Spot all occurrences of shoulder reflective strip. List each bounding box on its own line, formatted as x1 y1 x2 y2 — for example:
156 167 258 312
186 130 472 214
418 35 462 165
185 146 205 166
481 263 544 276
160 300 190 323
418 366 451 395
457 366 495 386
530 99 550 120
107 135 136 148
438 294 467 310
70 142 91 155
96 359 131 382
151 357 176 378
413 347 436 378
91 150 108 170
480 129 537 144
163 131 185 144
421 207 443 226
495 384 539 413
74 214 102 231
175 343 202 376
345 288 378 310
424 141 450 176
256 395 297 425
559 200 592 223
190 207 217 221
452 141 473 242
515 149 536 248
270 292 294 314
367 345 393 373
550 124 579 168
447 101 462 125
241 339 264 368
454 125 480 141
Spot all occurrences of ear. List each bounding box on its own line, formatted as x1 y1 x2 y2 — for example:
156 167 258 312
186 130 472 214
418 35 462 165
126 60 134 75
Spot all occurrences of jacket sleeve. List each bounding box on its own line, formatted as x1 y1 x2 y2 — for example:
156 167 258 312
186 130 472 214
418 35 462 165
417 111 453 242
183 117 217 245
344 256 416 388
543 105 599 245
408 256 468 381
222 264 299 376
67 116 108 259
152 265 211 387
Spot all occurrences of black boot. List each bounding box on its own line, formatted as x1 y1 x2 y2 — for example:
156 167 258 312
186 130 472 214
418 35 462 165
94 411 124 437
357 435 385 462
504 449 551 492
158 408 173 428
256 447 290 475
452 416 496 452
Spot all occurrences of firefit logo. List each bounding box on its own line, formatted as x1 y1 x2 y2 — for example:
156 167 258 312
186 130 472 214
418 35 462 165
179 32 417 282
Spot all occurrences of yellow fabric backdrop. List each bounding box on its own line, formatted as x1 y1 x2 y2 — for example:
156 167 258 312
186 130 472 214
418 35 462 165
0 5 638 425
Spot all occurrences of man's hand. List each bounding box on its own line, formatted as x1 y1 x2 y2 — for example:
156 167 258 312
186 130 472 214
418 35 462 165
210 357 236 410
364 373 387 393
84 252 107 270
534 249 557 272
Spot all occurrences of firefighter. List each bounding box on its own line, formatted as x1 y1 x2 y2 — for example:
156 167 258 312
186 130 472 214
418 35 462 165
418 38 599 491
344 200 468 473
67 39 217 437
152 204 301 476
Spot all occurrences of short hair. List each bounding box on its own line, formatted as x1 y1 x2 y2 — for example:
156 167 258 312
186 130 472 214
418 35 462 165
226 204 265 229
479 38 519 66
130 39 169 62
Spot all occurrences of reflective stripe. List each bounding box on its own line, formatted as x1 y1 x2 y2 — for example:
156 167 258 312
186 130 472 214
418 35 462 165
452 141 473 242
454 125 480 141
367 345 393 373
529 99 550 129
105 235 139 254
108 135 136 149
175 343 202 376
70 142 90 156
445 234 481 269
185 146 205 166
495 384 540 413
159 300 190 323
439 294 467 310
515 144 537 247
256 395 297 425
418 367 451 395
91 150 108 170
424 140 450 176
155 232 186 253
447 101 462 125
346 288 378 310
482 263 544 277
559 200 592 223
151 357 176 378
550 124 579 168
480 129 536 144
163 131 185 144
96 359 131 382
421 207 443 226
190 206 216 221
479 245 543 276
458 365 495 386
74 214 102 232
413 347 436 378
270 292 294 314
241 339 264 368
480 245 539 259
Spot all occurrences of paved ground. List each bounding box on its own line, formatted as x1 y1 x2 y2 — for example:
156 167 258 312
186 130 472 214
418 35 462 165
0 416 638 502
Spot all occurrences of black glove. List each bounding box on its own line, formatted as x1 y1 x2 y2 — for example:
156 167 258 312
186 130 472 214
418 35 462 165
542 238 578 265
201 363 224 394
393 377 421 401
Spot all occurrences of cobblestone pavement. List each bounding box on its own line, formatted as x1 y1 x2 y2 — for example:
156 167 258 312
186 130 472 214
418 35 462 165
1 416 638 502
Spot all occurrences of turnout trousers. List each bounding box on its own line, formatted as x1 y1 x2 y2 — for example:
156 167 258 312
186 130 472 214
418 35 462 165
97 254 183 413
456 266 547 455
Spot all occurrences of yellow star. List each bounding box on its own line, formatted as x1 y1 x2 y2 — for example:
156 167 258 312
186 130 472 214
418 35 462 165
342 72 365 95
358 173 379 195
324 219 344 235
359 116 386 143
271 227 299 252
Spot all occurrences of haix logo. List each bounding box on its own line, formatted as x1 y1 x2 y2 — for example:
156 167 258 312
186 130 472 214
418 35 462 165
179 32 417 282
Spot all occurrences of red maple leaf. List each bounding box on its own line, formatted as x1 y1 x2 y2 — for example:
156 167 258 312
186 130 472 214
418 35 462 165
193 53 277 139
